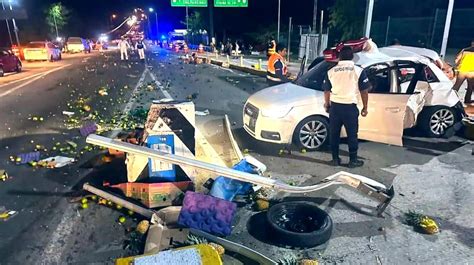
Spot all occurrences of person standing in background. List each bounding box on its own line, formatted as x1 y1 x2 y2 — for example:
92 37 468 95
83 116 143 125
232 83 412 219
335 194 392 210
452 40 474 104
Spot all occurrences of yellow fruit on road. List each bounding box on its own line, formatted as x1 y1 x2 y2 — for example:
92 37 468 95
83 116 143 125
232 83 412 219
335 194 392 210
81 203 89 209
127 210 134 216
255 199 270 211
419 216 439 234
116 205 123 210
208 242 225 256
82 105 91 112
136 220 150 234
81 198 88 204
15 157 21 163
300 259 319 265
118 216 126 223
91 195 98 201
107 201 113 206
301 149 307 153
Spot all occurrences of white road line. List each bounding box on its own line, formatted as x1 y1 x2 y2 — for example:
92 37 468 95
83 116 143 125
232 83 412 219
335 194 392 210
0 64 72 98
0 72 45 88
149 70 173 100
38 200 80 264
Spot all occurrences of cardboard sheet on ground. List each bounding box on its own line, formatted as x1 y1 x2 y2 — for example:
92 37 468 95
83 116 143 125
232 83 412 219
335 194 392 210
39 156 75 168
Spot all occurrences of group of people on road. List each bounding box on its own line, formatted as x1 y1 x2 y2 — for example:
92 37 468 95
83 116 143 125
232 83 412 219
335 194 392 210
118 37 146 62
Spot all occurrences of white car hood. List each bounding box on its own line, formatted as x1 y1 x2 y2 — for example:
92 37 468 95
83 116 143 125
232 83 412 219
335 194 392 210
248 83 321 108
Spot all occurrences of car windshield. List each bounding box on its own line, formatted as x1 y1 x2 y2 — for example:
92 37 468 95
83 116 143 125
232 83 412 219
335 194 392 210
26 42 45 48
294 60 335 91
68 38 82 43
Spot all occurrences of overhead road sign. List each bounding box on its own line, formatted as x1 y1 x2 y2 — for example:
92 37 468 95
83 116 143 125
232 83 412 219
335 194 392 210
171 0 208 7
214 0 248 7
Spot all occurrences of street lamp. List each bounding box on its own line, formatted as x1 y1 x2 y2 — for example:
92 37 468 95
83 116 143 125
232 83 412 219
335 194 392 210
149 8 158 40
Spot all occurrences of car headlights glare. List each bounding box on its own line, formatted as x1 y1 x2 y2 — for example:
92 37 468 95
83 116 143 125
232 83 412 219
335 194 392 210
260 107 292 118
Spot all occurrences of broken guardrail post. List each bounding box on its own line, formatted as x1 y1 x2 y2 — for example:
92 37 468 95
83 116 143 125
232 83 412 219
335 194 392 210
86 134 395 216
83 182 157 219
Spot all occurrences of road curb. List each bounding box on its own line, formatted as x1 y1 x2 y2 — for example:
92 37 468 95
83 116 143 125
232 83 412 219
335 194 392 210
197 55 267 77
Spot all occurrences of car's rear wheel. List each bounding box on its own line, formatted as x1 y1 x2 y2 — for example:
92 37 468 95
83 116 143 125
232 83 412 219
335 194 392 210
293 116 329 151
419 106 457 137
0 66 4 77
16 61 22 73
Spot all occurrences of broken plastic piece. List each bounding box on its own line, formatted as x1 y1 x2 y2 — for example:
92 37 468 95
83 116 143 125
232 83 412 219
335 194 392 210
80 122 98 137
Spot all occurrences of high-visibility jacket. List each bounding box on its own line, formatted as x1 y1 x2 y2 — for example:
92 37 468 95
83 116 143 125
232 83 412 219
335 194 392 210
267 53 287 82
267 40 276 56
457 47 474 73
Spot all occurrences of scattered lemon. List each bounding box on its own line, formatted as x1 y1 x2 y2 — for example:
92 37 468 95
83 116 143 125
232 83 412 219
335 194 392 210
127 210 134 216
81 198 88 204
107 201 113 207
91 195 98 201
301 149 307 153
118 216 126 223
136 220 150 234
81 203 89 209
116 205 123 210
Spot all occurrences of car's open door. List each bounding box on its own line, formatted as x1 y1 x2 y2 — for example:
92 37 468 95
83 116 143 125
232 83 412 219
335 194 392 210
358 93 411 146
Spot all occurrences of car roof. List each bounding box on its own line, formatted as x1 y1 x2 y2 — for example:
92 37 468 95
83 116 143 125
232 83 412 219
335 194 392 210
381 45 441 62
353 48 429 68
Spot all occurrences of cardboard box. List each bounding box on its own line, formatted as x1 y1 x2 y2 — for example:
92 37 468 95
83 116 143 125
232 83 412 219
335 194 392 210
112 182 192 208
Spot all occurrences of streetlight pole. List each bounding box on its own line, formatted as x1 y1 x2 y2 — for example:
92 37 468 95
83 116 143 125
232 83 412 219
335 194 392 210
6 0 19 46
363 0 374 37
1 0 13 46
155 12 158 37
53 15 58 39
312 0 317 33
440 0 455 58
277 0 281 42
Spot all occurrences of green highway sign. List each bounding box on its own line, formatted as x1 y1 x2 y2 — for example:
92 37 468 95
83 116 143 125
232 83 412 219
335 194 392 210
214 0 248 7
171 0 208 7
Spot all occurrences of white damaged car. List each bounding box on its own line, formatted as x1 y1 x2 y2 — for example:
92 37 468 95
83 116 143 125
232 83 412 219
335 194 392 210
243 48 464 151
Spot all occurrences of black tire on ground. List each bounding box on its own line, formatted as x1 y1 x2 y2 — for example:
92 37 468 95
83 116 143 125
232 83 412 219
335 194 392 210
16 61 22 73
58 53 62 60
293 116 329 151
0 66 4 77
267 201 333 248
418 106 459 138
49 55 54 62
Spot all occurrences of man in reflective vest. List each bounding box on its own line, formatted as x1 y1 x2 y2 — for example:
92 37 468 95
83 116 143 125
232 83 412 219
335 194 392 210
453 40 474 104
322 46 371 168
266 43 290 85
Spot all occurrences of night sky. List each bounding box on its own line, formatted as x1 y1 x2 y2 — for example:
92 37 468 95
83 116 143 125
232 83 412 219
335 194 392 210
1 0 473 47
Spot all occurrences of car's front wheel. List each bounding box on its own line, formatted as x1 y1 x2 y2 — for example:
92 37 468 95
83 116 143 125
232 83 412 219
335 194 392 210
16 61 22 73
293 116 329 151
419 106 457 137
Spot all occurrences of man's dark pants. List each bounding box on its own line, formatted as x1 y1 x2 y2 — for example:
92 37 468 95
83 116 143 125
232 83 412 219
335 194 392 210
329 102 360 161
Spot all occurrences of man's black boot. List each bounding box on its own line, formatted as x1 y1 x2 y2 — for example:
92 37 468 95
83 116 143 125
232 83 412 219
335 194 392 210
331 158 341 166
348 153 364 168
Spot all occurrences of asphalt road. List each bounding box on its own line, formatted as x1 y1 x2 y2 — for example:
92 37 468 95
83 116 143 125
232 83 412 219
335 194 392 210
0 47 471 264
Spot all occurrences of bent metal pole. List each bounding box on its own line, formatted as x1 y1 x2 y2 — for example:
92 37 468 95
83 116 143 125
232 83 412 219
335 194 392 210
86 134 387 194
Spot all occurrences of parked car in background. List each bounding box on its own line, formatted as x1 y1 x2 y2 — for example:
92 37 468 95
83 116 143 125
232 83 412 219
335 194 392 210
23 41 61 62
0 48 22 77
66 37 87 53
244 45 464 151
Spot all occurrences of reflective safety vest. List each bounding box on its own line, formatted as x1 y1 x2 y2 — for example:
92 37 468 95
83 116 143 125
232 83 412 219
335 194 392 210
266 53 287 82
458 48 474 73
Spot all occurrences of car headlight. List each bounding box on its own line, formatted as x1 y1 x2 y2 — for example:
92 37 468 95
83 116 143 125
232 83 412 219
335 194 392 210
260 107 292 118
